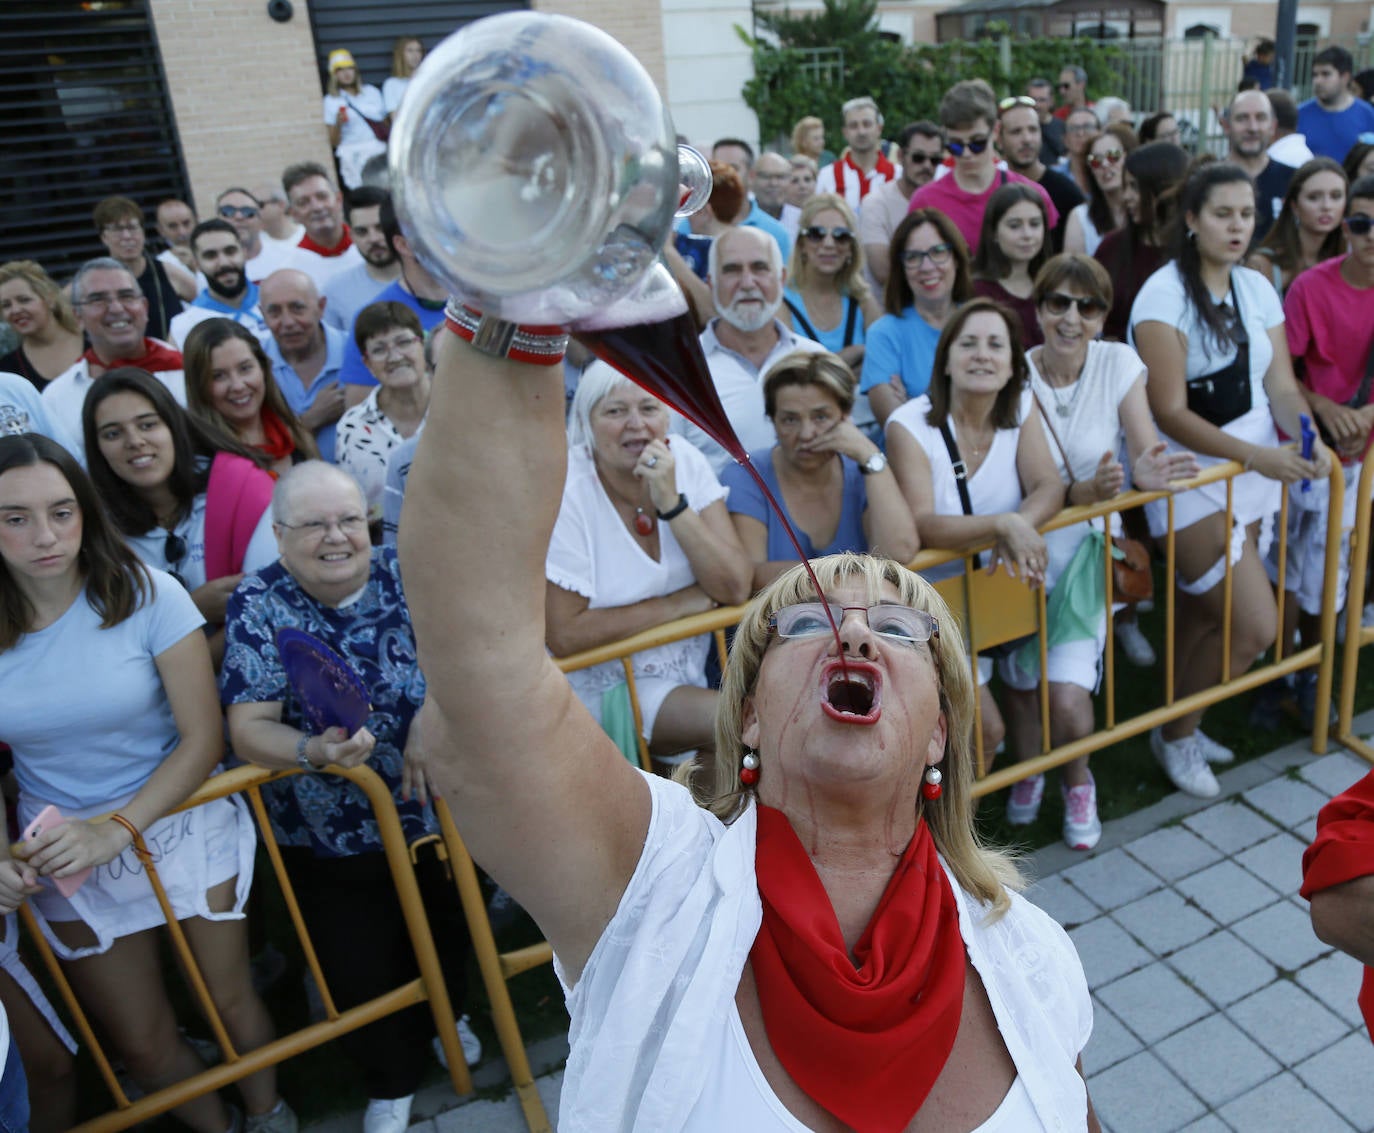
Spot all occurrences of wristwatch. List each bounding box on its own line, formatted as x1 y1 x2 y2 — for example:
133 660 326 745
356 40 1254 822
859 451 888 476
296 733 322 771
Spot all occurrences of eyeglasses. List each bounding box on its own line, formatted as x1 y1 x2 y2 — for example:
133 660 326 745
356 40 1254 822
102 222 142 235
364 333 421 360
998 95 1038 113
1041 292 1108 318
276 515 369 537
165 531 189 589
905 151 941 166
1346 214 1374 236
801 225 854 244
1087 148 1125 169
1066 122 1097 135
946 136 990 157
769 602 939 646
1057 82 1073 91
78 289 144 311
218 204 260 219
1156 128 1182 143
902 243 954 267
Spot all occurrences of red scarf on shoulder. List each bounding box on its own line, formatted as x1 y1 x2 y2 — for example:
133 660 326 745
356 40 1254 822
750 804 965 1133
83 338 183 375
298 226 354 257
256 407 297 472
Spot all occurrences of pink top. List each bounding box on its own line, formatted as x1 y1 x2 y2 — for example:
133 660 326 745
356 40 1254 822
908 170 1059 257
204 452 275 580
1284 256 1374 406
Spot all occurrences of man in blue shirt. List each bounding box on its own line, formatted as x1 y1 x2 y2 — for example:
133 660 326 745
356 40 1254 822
709 138 793 262
260 269 348 460
1299 46 1374 161
169 220 268 347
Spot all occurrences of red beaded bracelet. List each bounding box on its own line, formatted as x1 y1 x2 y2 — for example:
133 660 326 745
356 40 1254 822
444 300 569 366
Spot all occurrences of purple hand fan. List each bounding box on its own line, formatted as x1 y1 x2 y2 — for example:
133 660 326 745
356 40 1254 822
275 627 372 735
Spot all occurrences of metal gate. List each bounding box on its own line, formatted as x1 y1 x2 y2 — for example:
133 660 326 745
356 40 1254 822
0 0 190 283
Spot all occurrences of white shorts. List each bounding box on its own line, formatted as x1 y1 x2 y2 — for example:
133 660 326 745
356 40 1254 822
1267 462 1360 616
0 914 76 1052
997 634 1105 693
20 787 256 960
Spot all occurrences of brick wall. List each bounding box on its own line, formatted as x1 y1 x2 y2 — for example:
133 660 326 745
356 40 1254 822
150 0 334 217
530 0 668 93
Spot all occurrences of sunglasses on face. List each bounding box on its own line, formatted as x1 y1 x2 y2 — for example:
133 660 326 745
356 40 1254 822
946 136 991 157
1087 148 1125 169
1347 214 1374 236
1041 292 1108 318
802 225 854 244
905 151 941 166
218 205 260 219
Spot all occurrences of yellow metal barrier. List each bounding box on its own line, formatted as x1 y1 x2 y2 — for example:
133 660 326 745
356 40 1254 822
22 763 474 1133
1337 457 1374 764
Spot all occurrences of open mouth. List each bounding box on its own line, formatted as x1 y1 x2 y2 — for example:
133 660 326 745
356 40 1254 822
820 660 881 725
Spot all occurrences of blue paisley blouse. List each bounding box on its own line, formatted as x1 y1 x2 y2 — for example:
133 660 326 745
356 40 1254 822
220 546 435 857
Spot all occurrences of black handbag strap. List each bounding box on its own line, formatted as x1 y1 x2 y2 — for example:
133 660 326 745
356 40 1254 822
785 295 861 349
783 296 818 341
938 420 984 568
842 294 860 347
1030 389 1077 490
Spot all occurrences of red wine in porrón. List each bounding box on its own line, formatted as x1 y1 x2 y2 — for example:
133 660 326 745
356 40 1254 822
574 310 846 660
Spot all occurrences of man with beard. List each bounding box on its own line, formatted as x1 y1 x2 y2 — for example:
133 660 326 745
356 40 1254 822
996 97 1084 252
169 220 269 347
817 97 896 212
1224 89 1295 245
42 257 185 458
216 187 293 283
671 226 825 474
861 121 944 288
324 187 401 333
282 162 362 290
260 269 348 461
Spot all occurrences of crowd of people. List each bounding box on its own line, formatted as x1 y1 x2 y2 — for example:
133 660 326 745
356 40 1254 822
2 26 1374 1133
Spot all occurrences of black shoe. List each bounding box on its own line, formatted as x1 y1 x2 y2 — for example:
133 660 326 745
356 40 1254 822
1248 681 1289 731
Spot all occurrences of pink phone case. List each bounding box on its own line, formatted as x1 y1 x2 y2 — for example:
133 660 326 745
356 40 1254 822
21 805 93 899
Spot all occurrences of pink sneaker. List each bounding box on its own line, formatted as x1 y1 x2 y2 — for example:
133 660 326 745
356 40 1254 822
1006 774 1045 826
1062 775 1102 851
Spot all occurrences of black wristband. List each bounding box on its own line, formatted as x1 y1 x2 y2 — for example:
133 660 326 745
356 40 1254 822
656 493 690 521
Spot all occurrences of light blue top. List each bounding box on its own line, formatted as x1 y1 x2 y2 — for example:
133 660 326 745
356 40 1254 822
263 323 347 461
721 446 869 559
338 279 447 388
323 262 394 334
782 289 866 355
858 306 940 399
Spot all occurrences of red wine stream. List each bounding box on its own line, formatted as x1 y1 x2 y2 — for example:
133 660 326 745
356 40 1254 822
575 311 847 662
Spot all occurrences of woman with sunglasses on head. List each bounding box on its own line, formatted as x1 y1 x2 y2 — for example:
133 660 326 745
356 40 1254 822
0 261 85 393
860 209 974 429
183 319 319 479
783 194 882 437
0 433 291 1133
886 298 1067 765
973 184 1052 348
82 368 277 664
1093 141 1191 343
1246 158 1348 296
1131 163 1330 796
1063 124 1137 256
1001 256 1196 848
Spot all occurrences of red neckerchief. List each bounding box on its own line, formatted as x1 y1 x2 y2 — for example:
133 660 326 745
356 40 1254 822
82 338 183 375
833 151 897 202
1301 767 1374 1040
256 407 296 471
750 804 965 1132
297 226 354 257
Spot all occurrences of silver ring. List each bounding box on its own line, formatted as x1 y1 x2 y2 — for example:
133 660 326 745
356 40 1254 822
646 456 659 468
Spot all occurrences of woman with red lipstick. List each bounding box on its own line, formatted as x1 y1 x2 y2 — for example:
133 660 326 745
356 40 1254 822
0 262 85 393
1247 158 1348 295
544 362 751 774
403 314 1100 1132
1132 163 1330 797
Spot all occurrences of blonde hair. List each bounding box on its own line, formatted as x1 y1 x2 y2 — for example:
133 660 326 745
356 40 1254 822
688 553 1020 915
788 193 872 301
791 115 825 157
0 261 79 335
391 36 423 79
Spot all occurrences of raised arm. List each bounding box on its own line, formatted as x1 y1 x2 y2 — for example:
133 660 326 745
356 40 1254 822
399 330 650 983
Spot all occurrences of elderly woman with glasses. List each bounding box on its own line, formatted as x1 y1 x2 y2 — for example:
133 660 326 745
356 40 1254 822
1063 123 1137 256
399 313 1100 1133
82 368 277 664
335 302 431 523
860 209 974 428
222 461 480 1130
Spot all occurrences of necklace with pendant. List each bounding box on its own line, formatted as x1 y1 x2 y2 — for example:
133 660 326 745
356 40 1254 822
1038 353 1085 418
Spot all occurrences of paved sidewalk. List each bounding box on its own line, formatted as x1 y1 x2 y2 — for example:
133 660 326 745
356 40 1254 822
309 729 1374 1133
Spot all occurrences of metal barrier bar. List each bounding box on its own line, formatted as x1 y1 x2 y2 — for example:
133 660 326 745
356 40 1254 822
21 763 474 1133
1337 457 1374 763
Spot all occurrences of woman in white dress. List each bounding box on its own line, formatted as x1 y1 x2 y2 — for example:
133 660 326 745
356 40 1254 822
383 36 424 116
322 49 388 190
544 362 752 773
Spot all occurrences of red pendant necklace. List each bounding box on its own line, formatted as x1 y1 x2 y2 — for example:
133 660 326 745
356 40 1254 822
633 507 654 536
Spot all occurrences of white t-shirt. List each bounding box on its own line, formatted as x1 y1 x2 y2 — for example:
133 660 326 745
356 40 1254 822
41 357 186 462
382 76 410 115
886 390 1032 581
285 243 365 293
1068 202 1106 257
545 438 727 714
125 491 277 591
323 86 388 150
0 569 205 811
557 773 1093 1133
336 388 416 517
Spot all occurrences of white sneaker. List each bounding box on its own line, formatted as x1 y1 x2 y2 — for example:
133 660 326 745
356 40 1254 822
363 1095 413 1133
1115 620 1156 667
1005 774 1045 825
1061 775 1102 851
1194 729 1235 765
1150 728 1219 798
432 1014 483 1070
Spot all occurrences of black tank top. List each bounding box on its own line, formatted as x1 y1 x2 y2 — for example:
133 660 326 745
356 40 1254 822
136 256 185 342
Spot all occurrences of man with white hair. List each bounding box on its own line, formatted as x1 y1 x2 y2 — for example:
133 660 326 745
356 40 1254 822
672 226 825 473
816 97 895 211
